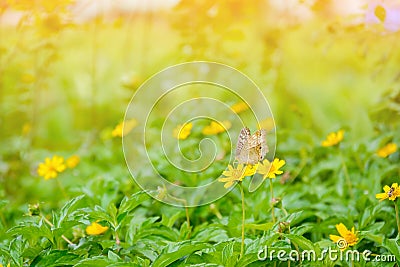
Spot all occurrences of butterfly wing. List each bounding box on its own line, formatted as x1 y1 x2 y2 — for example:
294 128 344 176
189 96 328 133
246 129 269 191
246 147 261 165
248 129 268 160
247 129 263 148
235 127 250 164
258 129 268 161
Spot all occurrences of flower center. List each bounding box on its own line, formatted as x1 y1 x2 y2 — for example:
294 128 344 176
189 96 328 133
344 233 358 246
233 169 243 179
387 187 395 197
269 164 276 173
48 165 57 172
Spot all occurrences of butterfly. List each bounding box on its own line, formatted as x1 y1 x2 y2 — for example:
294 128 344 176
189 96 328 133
235 127 268 165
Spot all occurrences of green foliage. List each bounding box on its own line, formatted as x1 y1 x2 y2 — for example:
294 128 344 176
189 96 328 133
1 0 400 266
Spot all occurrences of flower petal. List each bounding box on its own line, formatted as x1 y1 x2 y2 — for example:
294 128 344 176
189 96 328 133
329 234 342 243
336 223 349 237
274 159 286 169
376 192 388 200
383 185 391 192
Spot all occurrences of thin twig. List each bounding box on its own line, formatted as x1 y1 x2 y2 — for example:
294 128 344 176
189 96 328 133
339 150 354 198
269 179 276 223
56 178 68 199
42 215 74 245
395 202 400 235
239 182 245 259
166 194 191 237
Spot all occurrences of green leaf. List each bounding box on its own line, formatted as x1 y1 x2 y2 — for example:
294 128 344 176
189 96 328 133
90 205 113 223
383 237 400 263
237 253 266 267
283 234 316 251
191 224 228 243
221 241 235 264
107 202 118 227
290 223 315 236
73 256 111 267
362 221 385 233
160 212 181 228
179 221 191 240
8 236 25 266
152 241 210 267
265 233 281 247
116 212 127 225
128 240 159 261
0 247 14 264
118 191 150 215
360 206 373 228
7 219 53 244
245 223 274 231
31 250 79 267
0 199 9 209
52 220 81 241
57 195 85 228
284 211 315 226
136 225 179 242
22 244 51 259
108 263 142 267
185 252 220 266
72 240 103 257
107 250 121 262
363 232 383 244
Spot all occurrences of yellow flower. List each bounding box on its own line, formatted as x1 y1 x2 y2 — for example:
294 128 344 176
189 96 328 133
22 122 31 136
112 119 137 137
66 155 80 168
86 221 109 235
376 183 400 201
37 156 66 180
257 158 285 179
218 164 245 188
258 117 275 132
243 163 259 176
377 143 397 158
202 120 232 135
0 263 10 267
321 130 344 147
329 223 358 250
20 73 36 84
231 102 249 114
173 122 193 140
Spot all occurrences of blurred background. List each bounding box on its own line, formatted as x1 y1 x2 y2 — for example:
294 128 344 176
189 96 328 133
0 0 400 208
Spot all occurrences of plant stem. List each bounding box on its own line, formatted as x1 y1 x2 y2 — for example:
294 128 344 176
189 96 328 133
185 206 190 229
269 179 276 223
339 150 354 198
56 178 68 199
166 194 191 237
0 212 7 229
112 218 121 246
210 204 223 219
115 230 120 246
42 215 74 245
395 201 400 235
240 182 245 259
